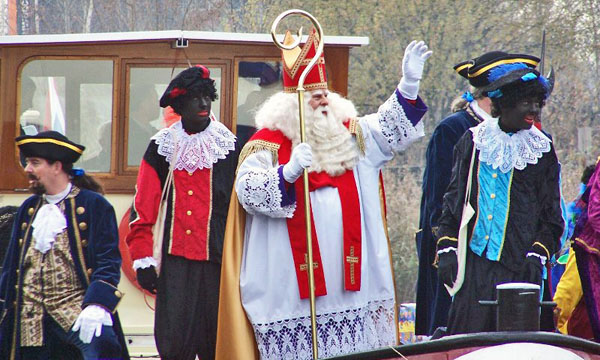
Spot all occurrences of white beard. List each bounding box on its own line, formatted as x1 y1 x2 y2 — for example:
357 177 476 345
254 91 360 176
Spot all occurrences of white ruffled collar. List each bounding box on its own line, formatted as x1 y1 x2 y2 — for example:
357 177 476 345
470 117 552 173
469 101 494 123
152 118 236 173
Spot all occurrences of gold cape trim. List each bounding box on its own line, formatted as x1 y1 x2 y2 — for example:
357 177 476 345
347 118 366 156
237 139 281 172
215 189 259 359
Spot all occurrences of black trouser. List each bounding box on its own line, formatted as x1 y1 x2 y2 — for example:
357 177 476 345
155 255 221 360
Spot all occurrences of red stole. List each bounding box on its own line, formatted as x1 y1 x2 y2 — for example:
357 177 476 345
249 128 362 299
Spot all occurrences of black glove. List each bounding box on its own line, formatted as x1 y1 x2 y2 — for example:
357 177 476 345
136 266 158 294
524 256 543 286
437 251 458 288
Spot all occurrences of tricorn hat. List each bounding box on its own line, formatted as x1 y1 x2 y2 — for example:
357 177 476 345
454 51 540 88
281 28 328 93
16 131 85 163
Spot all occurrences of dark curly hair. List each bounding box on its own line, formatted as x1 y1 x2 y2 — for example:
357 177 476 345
490 71 548 117
169 80 218 115
159 66 218 115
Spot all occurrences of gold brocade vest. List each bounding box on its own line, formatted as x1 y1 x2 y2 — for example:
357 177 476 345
19 190 85 347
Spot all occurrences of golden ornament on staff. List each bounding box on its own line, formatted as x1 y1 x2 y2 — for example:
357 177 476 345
271 9 323 360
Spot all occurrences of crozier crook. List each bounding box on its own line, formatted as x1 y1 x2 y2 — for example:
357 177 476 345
271 9 324 360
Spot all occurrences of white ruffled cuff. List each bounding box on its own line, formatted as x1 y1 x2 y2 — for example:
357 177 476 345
437 247 457 256
526 252 547 266
132 256 158 270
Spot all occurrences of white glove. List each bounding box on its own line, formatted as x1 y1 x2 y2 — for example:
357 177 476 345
72 305 113 344
399 40 433 99
282 143 312 183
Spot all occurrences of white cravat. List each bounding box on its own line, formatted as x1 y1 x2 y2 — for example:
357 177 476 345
31 183 71 254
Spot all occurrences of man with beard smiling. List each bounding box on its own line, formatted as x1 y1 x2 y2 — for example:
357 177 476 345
0 131 128 360
216 30 431 359
126 65 238 360
435 60 565 334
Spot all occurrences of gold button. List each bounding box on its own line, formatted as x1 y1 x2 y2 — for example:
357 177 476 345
13 301 16 306
21 222 27 230
487 214 493 220
188 172 193 176
87 268 93 276
18 238 23 247
492 173 498 178
79 222 88 231
81 239 88 247
114 290 122 298
186 230 192 235
188 190 193 196
490 194 496 199
28 207 34 215
186 210 192 216
76 207 85 215
15 269 19 276
485 235 490 240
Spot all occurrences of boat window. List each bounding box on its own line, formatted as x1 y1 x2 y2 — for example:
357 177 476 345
20 59 114 172
236 61 282 146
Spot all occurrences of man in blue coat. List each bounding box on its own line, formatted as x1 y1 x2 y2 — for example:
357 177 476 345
0 131 129 359
415 51 538 336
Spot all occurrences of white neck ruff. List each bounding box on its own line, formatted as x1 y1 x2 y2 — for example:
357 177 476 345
470 101 494 122
470 117 552 173
152 120 236 173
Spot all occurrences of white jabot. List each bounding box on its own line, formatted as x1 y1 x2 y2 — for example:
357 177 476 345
151 116 236 173
31 183 71 253
470 117 552 173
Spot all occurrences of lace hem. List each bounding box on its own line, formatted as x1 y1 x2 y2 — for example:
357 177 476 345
471 118 552 173
252 298 396 359
239 167 296 218
377 92 424 152
152 120 236 173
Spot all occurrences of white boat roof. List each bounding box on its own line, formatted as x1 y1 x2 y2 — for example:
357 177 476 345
0 30 369 47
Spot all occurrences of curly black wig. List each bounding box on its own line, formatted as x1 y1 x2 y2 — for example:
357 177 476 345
489 69 549 118
159 65 218 115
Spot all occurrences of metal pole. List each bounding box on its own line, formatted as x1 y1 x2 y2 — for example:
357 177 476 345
271 9 324 359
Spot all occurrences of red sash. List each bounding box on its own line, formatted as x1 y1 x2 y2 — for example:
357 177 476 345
249 128 363 299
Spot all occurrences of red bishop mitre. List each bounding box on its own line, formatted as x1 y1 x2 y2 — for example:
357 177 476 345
282 28 328 93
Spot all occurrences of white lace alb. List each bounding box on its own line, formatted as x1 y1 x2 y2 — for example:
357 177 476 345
252 298 395 360
470 118 552 173
152 120 236 173
239 167 296 218
377 90 424 152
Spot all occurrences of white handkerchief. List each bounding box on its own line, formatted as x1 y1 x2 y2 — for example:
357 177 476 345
31 204 66 254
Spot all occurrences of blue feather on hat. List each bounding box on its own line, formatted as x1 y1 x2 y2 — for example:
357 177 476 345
487 63 530 83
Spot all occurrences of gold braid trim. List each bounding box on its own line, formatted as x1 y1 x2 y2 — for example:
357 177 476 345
347 118 365 156
574 237 600 255
237 139 281 172
436 236 458 246
532 241 551 259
